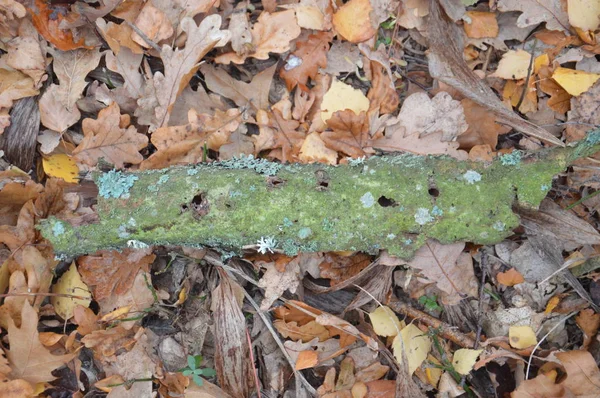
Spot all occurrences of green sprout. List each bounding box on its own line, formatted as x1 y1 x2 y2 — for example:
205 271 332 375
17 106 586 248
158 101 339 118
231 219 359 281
418 294 442 312
179 355 216 386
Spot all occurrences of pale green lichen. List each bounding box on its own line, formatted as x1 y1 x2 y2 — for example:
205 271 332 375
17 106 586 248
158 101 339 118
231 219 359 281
97 170 138 199
218 155 281 176
500 151 522 166
463 170 482 184
360 192 375 208
414 208 434 225
298 227 312 239
52 221 65 237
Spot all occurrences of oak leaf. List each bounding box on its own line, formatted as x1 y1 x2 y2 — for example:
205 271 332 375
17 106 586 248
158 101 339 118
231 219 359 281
39 47 102 132
367 61 400 115
216 10 301 64
135 15 231 130
332 0 377 43
407 240 477 305
200 64 276 112
463 11 498 38
5 301 74 384
0 69 39 110
73 102 148 168
6 36 47 87
555 350 600 397
280 31 333 91
77 248 155 302
141 108 241 169
458 98 511 150
0 201 36 252
497 0 570 32
130 2 173 48
322 110 371 158
29 0 90 51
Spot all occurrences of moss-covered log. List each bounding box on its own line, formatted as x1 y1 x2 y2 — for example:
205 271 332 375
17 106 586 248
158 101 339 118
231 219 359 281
41 132 600 259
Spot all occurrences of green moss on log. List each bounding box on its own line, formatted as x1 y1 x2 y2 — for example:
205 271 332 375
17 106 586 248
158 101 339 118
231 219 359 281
40 131 600 259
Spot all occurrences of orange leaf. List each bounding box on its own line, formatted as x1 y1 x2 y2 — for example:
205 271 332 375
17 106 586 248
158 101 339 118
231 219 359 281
496 268 525 287
367 62 400 115
458 99 511 150
576 309 600 350
280 31 333 91
295 350 318 370
332 0 377 43
29 0 91 51
463 11 499 39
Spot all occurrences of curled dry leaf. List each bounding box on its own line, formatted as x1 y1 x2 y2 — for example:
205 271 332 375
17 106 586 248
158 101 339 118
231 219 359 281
29 0 90 51
73 102 148 168
135 15 231 130
322 110 371 158
211 273 253 398
216 10 301 64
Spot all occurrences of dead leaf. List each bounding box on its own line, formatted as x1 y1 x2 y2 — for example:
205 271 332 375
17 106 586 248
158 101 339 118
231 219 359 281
320 79 370 123
497 0 570 32
298 131 337 164
201 64 276 112
135 15 231 130
0 69 39 110
0 379 34 397
29 0 91 51
219 124 255 160
130 2 173 48
458 99 511 149
427 1 563 146
332 0 377 43
274 319 330 342
497 268 525 287
73 102 148 168
322 110 371 158
38 47 102 132
211 272 253 398
576 309 600 350
511 372 569 398
0 201 36 252
141 108 241 169
6 301 74 384
216 10 301 64
538 65 572 114
408 240 477 305
463 11 498 38
280 31 333 91
556 350 600 397
6 35 47 88
81 325 136 358
264 108 304 162
77 248 155 302
368 61 400 115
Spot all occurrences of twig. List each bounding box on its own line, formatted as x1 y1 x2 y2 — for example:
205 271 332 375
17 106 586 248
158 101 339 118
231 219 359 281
515 39 537 112
246 327 262 398
123 21 162 53
474 250 488 350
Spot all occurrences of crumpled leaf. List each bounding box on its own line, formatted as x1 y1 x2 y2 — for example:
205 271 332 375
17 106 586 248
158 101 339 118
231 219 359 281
497 0 570 32
141 108 241 169
280 31 333 91
135 15 231 130
407 240 477 305
6 301 74 384
216 10 301 64
73 102 148 168
39 47 102 132
201 64 276 112
211 273 253 398
322 110 371 158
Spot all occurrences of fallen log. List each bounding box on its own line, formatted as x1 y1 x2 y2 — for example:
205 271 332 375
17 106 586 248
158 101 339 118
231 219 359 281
41 131 600 259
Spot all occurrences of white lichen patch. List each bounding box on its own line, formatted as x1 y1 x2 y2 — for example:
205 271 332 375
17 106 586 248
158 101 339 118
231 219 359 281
127 240 149 249
541 184 550 192
387 233 396 240
463 170 482 184
52 221 65 237
360 192 375 208
414 208 434 225
257 236 277 254
493 221 506 232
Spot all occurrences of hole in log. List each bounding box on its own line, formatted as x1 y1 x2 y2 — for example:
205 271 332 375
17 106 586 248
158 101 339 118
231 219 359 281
377 196 398 207
266 176 286 188
315 169 330 191
181 192 210 218
428 187 439 198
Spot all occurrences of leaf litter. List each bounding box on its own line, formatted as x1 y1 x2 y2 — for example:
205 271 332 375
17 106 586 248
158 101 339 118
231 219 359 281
0 0 600 396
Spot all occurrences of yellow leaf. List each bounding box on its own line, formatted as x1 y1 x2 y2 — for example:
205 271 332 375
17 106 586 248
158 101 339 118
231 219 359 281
509 325 537 349
42 154 79 183
299 132 338 165
492 50 532 80
392 323 431 375
552 67 600 96
51 262 92 320
369 306 403 337
568 0 600 31
320 79 370 122
425 355 443 387
452 348 483 375
534 54 549 75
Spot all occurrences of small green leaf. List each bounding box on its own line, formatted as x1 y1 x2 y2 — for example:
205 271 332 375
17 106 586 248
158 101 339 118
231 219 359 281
182 370 193 376
187 355 197 370
192 374 204 386
200 368 217 377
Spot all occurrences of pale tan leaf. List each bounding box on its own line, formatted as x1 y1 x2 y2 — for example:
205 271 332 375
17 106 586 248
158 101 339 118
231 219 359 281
74 102 148 168
0 69 38 109
130 2 173 48
135 15 231 130
568 0 600 31
556 350 600 397
6 301 74 384
497 0 570 32
5 36 47 87
216 10 301 64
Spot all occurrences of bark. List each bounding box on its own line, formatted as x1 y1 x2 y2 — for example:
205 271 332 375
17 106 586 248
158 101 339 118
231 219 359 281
40 132 600 259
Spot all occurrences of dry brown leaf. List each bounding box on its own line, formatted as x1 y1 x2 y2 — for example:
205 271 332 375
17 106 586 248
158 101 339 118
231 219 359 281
219 125 255 159
229 2 252 54
5 301 74 384
427 1 563 146
38 48 102 132
273 319 330 342
0 379 34 397
95 19 144 55
280 31 333 91
367 61 400 115
511 372 570 398
141 108 241 169
298 131 338 164
266 109 304 162
332 0 377 43
496 268 525 287
0 201 36 253
201 64 276 112
408 240 477 305
576 309 600 350
73 102 148 168
318 252 372 286
211 273 253 398
73 305 101 336
458 98 511 150
0 69 39 110
497 0 570 32
81 325 136 358
216 10 301 64
5 35 47 87
135 15 230 130
322 110 371 158
77 248 155 302
0 170 43 225
555 350 600 397
130 2 173 48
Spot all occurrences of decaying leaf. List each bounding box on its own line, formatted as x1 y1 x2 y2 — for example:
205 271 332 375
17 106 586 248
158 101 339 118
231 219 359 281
555 350 600 396
392 323 431 375
332 0 377 43
280 31 333 91
51 261 92 320
322 110 371 158
497 0 570 32
320 79 370 122
73 102 148 168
